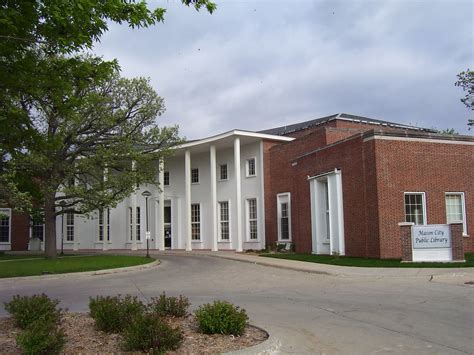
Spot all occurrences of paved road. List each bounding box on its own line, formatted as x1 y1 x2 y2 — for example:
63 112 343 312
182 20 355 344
0 254 473 354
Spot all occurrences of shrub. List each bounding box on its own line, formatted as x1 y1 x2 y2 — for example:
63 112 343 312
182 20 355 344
195 301 248 336
149 293 190 317
4 294 62 329
16 320 65 355
121 313 183 353
89 295 145 333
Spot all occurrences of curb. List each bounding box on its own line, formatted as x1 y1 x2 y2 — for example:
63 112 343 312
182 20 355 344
0 259 160 282
226 331 280 355
207 253 333 276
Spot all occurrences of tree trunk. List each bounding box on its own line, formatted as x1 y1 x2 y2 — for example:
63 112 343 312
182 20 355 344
44 193 57 258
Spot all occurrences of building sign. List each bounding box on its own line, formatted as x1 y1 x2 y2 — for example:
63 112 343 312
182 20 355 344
412 225 451 249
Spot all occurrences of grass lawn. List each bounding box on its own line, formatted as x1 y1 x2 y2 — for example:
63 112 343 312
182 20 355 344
0 254 46 261
0 255 155 278
260 252 474 268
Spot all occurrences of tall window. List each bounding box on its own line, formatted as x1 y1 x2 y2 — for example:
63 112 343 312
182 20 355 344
66 212 74 241
446 193 467 234
324 181 330 240
246 158 256 177
191 203 200 240
277 193 291 241
219 201 230 241
219 164 228 181
0 210 10 243
191 168 199 184
404 193 426 225
136 206 141 241
129 207 133 240
164 171 170 186
32 218 44 241
98 209 111 241
247 198 258 240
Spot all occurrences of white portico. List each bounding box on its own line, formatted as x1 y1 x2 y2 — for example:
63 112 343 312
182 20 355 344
155 130 293 252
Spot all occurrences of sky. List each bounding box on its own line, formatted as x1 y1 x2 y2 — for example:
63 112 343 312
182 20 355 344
94 0 473 139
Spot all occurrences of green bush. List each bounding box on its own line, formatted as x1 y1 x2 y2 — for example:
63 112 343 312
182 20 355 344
89 295 145 333
121 313 183 353
195 301 248 336
4 294 63 329
149 293 190 317
16 320 65 355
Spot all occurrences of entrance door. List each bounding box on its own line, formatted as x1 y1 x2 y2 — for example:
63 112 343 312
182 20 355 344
164 203 171 249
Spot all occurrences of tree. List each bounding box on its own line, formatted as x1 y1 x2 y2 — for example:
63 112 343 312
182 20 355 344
455 69 474 128
4 56 182 257
0 1 216 257
439 128 459 135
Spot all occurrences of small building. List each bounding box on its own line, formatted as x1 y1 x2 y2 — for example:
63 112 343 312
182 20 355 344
2 113 473 258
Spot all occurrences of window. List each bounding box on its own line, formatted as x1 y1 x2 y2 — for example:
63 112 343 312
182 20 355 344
164 171 170 186
446 193 467 235
277 193 291 241
98 209 111 241
191 203 200 240
404 193 426 225
219 164 228 181
32 218 44 241
247 198 258 240
129 207 133 240
219 201 230 241
0 209 10 243
136 206 141 241
246 158 256 177
191 168 199 184
324 181 330 240
66 212 74 241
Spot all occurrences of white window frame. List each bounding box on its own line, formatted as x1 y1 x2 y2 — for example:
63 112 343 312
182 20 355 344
219 164 228 181
404 192 427 225
164 171 170 186
136 206 141 241
277 193 292 242
191 168 199 184
0 208 11 244
66 212 75 241
218 201 231 242
245 198 258 241
128 207 133 241
98 209 104 241
191 203 201 241
246 157 257 178
445 192 468 236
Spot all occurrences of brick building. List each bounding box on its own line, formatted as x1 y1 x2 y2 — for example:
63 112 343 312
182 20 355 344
2 113 473 258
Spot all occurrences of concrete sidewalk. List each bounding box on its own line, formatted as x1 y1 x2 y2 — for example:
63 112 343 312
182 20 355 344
194 251 474 280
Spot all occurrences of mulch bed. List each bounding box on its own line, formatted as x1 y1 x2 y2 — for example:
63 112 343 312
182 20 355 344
0 313 268 354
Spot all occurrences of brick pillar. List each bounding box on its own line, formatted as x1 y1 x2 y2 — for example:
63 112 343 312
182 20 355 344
450 222 465 262
398 222 414 262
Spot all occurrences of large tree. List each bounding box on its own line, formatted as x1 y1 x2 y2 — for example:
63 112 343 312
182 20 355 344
455 69 474 128
5 56 182 257
0 1 215 257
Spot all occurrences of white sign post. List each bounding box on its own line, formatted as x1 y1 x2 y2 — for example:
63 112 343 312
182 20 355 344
411 224 452 261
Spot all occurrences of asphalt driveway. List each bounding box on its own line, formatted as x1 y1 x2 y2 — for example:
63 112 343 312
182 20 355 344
0 254 472 354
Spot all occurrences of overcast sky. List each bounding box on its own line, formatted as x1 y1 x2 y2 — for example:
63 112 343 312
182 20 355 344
95 0 473 139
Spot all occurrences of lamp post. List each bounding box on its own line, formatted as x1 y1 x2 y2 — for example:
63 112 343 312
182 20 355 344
141 190 152 258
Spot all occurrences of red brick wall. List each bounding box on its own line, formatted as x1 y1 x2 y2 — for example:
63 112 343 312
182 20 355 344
373 138 474 258
264 122 473 259
11 211 30 251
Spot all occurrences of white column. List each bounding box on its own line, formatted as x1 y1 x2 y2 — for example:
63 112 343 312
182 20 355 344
210 145 218 251
234 137 243 252
335 170 345 255
131 194 137 250
157 159 165 250
185 150 192 251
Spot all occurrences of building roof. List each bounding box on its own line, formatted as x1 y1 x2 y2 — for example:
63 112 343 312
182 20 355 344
258 113 437 136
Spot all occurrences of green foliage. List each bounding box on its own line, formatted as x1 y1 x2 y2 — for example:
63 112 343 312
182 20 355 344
455 69 474 128
195 301 248 336
4 294 63 329
149 293 190 318
121 313 183 353
439 128 459 135
89 295 146 333
16 320 65 355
